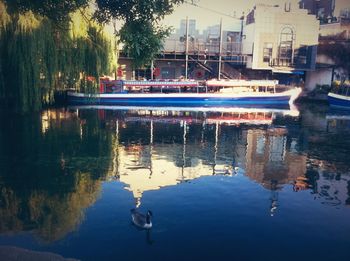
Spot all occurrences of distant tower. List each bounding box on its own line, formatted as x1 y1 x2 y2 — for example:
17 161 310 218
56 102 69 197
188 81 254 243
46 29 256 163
179 19 197 37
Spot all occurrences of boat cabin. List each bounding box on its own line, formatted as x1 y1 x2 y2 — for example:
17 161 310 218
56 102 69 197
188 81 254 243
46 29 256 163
99 79 288 94
99 79 201 94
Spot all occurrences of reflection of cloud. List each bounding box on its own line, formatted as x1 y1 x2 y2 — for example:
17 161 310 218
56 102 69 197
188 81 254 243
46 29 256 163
113 140 234 206
119 146 216 201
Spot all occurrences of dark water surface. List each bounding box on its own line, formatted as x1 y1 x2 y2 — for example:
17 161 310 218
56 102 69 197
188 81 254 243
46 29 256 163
0 105 350 261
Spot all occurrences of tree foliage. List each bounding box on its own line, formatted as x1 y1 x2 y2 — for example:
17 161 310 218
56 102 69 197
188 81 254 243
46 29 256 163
0 0 184 112
0 1 116 113
318 41 350 73
94 0 183 23
3 0 89 23
94 0 184 67
119 20 171 68
4 0 184 67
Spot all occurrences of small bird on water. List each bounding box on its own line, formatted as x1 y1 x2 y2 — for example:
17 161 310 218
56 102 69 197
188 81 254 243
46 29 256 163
131 209 153 229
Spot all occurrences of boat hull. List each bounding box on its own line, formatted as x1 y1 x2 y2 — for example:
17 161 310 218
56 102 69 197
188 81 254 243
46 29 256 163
67 89 300 108
328 93 350 109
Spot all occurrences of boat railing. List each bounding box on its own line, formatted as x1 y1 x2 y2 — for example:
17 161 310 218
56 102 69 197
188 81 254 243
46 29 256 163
126 85 207 94
99 79 297 95
206 79 288 94
330 84 350 97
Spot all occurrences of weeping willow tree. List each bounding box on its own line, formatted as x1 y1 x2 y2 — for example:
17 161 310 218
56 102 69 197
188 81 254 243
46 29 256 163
0 1 117 113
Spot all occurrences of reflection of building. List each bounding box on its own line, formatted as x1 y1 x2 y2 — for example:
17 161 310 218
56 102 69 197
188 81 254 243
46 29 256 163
97 106 298 204
98 108 304 209
245 128 307 189
244 127 308 215
111 120 237 206
299 0 350 89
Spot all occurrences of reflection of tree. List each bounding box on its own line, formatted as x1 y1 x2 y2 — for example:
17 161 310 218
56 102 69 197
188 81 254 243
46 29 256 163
0 173 100 241
0 109 111 242
305 163 350 207
297 107 350 206
0 188 21 232
300 106 350 172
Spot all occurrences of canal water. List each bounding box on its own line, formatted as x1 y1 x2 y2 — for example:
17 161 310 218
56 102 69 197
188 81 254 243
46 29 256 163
0 104 349 261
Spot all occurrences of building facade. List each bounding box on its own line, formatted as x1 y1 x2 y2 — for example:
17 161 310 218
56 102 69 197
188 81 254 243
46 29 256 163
119 2 324 85
303 0 350 91
242 3 319 75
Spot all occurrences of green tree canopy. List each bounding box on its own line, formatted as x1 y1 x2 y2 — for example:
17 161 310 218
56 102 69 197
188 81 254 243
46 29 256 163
94 0 183 23
0 1 116 113
3 0 88 23
0 0 184 112
94 0 184 68
4 0 184 67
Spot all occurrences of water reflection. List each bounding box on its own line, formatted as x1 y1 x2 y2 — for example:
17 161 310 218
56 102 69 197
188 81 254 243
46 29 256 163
104 108 284 207
0 110 111 242
0 105 349 244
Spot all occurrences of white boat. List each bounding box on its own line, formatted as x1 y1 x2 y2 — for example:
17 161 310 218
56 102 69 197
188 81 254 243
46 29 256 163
67 79 301 108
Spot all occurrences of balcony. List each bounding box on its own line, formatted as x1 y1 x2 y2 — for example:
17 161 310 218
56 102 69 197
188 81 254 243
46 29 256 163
160 38 250 66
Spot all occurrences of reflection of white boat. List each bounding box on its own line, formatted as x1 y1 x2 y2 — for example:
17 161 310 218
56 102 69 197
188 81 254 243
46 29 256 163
68 105 300 117
69 105 300 127
125 116 202 124
326 108 350 120
205 114 273 125
124 114 273 126
326 114 350 120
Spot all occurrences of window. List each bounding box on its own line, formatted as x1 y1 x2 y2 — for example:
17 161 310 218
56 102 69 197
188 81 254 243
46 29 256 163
278 27 294 66
246 10 255 25
263 43 273 63
317 8 325 19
